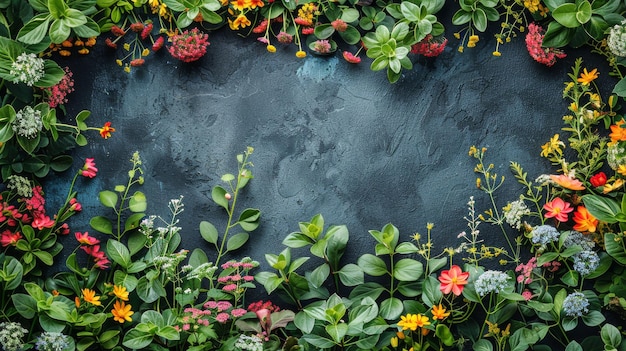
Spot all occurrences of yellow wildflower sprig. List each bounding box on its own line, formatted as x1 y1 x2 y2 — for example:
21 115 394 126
492 1 528 57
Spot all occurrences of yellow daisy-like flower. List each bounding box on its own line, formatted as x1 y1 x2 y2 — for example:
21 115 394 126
397 313 430 331
577 68 599 86
111 300 134 323
81 288 101 306
603 179 624 194
540 134 564 158
431 304 450 320
112 285 129 301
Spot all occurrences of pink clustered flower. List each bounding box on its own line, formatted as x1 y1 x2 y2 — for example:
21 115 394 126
80 158 98 178
218 258 259 294
525 23 566 67
331 19 348 32
44 67 75 108
312 40 332 54
522 289 533 301
175 299 250 331
248 300 281 313
168 28 210 63
515 257 537 285
411 34 447 57
542 260 561 272
276 31 293 44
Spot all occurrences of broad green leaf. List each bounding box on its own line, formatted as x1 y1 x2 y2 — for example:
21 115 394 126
238 208 260 231
107 240 131 269
552 3 580 28
12 293 37 318
226 232 249 252
199 221 218 245
582 195 621 223
314 23 335 39
358 253 388 276
325 323 348 343
309 263 330 288
211 185 229 210
379 297 403 320
122 328 153 349
90 216 113 235
49 19 71 43
393 258 423 281
575 1 591 24
99 190 118 208
17 14 51 44
601 323 622 348
129 191 147 212
338 263 364 286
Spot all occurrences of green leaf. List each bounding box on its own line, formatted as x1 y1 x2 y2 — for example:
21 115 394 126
601 324 622 348
393 258 423 281
2 256 23 290
12 293 37 318
99 190 118 208
473 339 494 351
575 1 591 24
605 233 626 264
199 221 218 245
436 324 455 346
156 326 180 340
17 14 51 45
542 21 571 47
358 254 388 276
49 18 70 43
238 208 260 231
379 297 403 320
338 25 361 45
107 240 131 269
582 195 621 223
33 250 53 265
325 323 348 343
226 232 249 252
472 7 487 32
309 263 330 288
341 8 359 22
552 3 580 28
613 77 626 98
302 334 335 349
136 276 166 303
400 1 420 22
17 134 40 154
565 341 583 351
122 328 154 349
581 310 605 326
314 23 335 39
211 185 229 210
129 191 147 212
90 216 113 235
338 263 364 286
282 231 314 248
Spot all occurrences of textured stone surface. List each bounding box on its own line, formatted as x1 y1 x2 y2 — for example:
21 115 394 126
46 23 611 283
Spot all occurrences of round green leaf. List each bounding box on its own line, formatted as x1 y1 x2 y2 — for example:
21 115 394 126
226 232 249 252
99 190 118 208
358 253 388 276
129 191 147 212
200 221 218 245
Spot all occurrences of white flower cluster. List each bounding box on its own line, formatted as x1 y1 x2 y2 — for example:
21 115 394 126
35 332 70 351
563 291 589 317
530 225 560 246
607 143 626 171
563 231 599 276
608 20 626 57
186 262 218 281
12 105 43 139
0 322 28 351
10 52 45 86
475 270 510 297
235 334 264 351
7 174 33 197
503 197 530 230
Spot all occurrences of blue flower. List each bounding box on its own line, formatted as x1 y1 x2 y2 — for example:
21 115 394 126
563 292 589 317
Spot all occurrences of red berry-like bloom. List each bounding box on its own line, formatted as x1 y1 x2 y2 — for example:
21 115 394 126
152 36 165 51
130 22 144 33
141 23 154 40
111 25 126 37
342 51 361 64
252 19 268 34
44 67 74 108
525 23 566 67
130 58 145 67
105 38 117 49
411 34 447 57
167 28 210 62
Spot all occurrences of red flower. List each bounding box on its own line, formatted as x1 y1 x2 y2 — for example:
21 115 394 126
130 22 144 33
411 34 447 57
130 58 145 67
167 28 210 62
342 51 361 64
0 230 22 247
111 25 126 37
331 19 348 32
31 214 55 230
301 27 314 35
543 197 573 222
152 36 164 52
438 265 469 296
80 158 98 178
141 23 153 40
525 23 566 67
589 172 607 187
99 122 115 139
75 231 100 245
69 198 82 212
105 38 117 49
253 19 268 33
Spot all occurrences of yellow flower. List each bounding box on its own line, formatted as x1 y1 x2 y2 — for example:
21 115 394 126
142 48 150 56
116 59 123 66
124 65 131 73
577 68 599 86
469 35 479 43
390 336 398 347
431 304 450 320
81 288 101 306
618 165 626 176
458 46 464 53
111 300 134 323
267 45 276 53
603 179 624 194
296 50 306 58
540 134 564 158
397 313 430 331
492 51 501 57
112 285 129 301
123 43 130 51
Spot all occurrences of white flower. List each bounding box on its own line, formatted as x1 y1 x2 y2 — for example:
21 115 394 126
608 20 626 57
475 270 510 296
12 105 43 138
10 52 45 86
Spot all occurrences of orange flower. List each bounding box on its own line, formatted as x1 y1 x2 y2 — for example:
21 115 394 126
543 197 573 222
397 313 430 331
550 174 585 191
609 119 626 146
438 265 469 296
431 304 450 320
112 285 129 301
99 122 115 139
81 288 101 306
111 300 134 323
577 68 599 85
573 206 598 233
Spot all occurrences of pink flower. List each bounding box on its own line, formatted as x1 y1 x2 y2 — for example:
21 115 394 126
75 231 99 245
543 197 573 222
411 34 447 57
222 283 237 292
302 27 314 35
231 308 247 317
80 158 98 178
216 301 232 311
438 265 469 296
276 31 293 44
331 19 347 32
32 214 55 230
167 28 210 62
141 23 153 40
522 290 533 301
1 230 22 247
69 198 82 211
215 312 230 323
525 23 566 67
44 67 74 108
152 36 164 52
342 51 361 64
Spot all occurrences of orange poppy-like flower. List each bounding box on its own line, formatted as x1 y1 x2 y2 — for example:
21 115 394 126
81 288 101 306
577 68 599 85
543 197 573 222
438 265 469 296
572 206 598 233
609 119 626 146
111 300 134 323
99 122 115 139
112 285 129 301
550 174 585 191
431 304 451 320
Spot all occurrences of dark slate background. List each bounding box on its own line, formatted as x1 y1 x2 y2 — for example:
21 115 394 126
44 10 614 297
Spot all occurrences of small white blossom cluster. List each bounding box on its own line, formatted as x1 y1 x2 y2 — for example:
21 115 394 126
503 197 530 230
563 291 589 317
607 143 626 171
608 20 626 57
0 322 28 351
530 225 560 246
563 231 599 276
153 249 188 280
10 52 45 86
186 262 218 281
7 174 32 197
12 105 43 139
235 334 264 351
475 270 510 297
35 332 70 351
